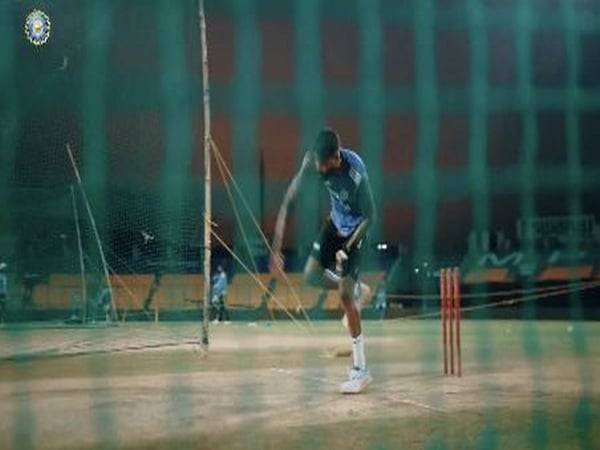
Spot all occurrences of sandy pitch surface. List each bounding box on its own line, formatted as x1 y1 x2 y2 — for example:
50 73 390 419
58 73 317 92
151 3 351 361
0 320 599 450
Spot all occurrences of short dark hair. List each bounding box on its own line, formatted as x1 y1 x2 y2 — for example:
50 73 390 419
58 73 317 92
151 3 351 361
314 128 340 162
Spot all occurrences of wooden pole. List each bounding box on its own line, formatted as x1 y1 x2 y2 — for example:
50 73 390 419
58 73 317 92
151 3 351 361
199 0 211 350
70 185 87 321
441 269 448 375
65 143 117 322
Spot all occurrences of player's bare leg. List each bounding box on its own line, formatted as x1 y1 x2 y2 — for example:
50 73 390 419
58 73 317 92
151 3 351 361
303 256 371 303
303 256 339 290
341 280 371 330
340 277 361 337
339 276 372 394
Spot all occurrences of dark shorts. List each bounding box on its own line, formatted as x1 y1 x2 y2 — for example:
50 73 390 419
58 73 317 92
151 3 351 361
310 219 363 280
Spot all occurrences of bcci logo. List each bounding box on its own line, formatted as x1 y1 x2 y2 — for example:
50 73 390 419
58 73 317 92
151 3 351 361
25 10 51 46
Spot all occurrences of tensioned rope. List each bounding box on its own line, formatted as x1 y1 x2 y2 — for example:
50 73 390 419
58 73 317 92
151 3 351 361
211 144 259 275
210 138 315 330
208 221 314 335
386 280 598 301
392 280 600 321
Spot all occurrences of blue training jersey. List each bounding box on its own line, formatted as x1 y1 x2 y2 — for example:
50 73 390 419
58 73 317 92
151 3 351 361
212 272 228 296
0 273 6 295
321 148 368 237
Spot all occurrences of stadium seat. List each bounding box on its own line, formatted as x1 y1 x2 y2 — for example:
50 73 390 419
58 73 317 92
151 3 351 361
537 266 594 282
463 268 513 284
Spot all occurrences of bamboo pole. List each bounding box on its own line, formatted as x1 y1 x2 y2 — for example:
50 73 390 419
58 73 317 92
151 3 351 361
199 0 211 350
70 185 87 321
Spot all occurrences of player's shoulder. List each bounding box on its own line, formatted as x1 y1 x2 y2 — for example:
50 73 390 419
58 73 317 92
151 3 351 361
341 148 367 185
341 148 366 173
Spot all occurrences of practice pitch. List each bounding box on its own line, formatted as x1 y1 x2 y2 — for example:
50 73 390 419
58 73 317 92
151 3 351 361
0 320 599 450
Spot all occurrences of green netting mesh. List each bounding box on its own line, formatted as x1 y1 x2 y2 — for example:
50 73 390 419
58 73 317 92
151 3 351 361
0 0 599 449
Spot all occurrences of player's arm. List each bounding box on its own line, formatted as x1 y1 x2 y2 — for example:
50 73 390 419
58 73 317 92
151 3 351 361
345 175 376 253
270 152 313 272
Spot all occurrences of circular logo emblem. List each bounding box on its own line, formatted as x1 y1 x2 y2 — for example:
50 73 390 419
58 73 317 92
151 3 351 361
25 10 51 46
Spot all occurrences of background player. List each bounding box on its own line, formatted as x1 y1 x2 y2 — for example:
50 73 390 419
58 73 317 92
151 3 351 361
271 128 376 394
211 264 230 323
0 262 8 323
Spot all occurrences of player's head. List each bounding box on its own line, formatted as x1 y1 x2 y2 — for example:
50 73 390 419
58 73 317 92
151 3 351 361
313 128 341 174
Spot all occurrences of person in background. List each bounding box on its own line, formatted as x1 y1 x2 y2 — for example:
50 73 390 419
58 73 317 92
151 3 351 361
90 276 112 323
374 281 387 320
0 262 8 323
97 287 113 323
143 269 163 315
211 264 229 323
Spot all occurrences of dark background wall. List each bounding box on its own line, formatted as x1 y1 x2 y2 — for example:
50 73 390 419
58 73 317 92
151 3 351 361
2 0 600 272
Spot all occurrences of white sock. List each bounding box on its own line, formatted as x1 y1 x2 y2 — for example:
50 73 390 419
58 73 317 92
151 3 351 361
352 334 366 370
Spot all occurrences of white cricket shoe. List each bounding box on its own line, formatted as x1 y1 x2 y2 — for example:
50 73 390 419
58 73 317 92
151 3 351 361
340 367 372 394
341 282 371 330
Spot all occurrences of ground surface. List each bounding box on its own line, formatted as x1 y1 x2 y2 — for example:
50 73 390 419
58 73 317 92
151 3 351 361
0 320 599 450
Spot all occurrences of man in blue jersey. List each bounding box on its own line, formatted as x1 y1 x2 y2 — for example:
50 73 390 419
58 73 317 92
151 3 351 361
211 264 230 323
0 262 7 324
271 128 376 394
